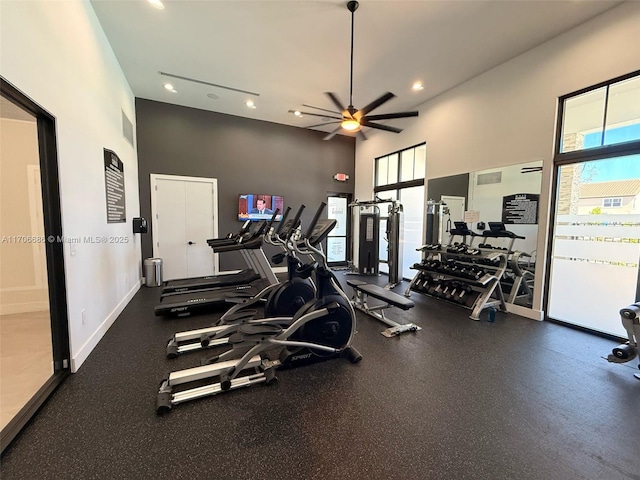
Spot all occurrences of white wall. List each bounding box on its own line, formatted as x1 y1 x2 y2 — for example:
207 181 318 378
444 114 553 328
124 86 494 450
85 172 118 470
0 1 141 371
355 1 640 318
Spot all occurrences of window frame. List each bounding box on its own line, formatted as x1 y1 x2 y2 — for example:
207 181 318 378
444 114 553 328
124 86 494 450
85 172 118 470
602 197 622 207
374 143 426 277
544 70 640 325
554 69 640 162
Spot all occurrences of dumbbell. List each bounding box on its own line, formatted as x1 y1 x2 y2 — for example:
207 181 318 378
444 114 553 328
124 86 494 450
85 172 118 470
445 282 461 300
427 280 441 296
455 285 473 304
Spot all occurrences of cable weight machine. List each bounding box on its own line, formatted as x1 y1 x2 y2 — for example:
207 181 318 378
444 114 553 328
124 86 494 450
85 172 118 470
425 199 451 245
349 198 404 289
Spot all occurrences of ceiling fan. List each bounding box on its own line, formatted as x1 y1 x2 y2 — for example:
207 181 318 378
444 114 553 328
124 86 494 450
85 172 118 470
290 1 419 141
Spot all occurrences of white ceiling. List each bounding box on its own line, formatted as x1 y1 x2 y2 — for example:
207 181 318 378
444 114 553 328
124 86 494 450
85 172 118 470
90 0 623 137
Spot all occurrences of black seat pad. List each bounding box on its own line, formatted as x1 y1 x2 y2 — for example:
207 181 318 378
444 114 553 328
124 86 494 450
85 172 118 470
348 281 414 310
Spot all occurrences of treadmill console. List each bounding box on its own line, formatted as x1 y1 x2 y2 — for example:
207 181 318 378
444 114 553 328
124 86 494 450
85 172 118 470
450 221 474 236
488 222 506 232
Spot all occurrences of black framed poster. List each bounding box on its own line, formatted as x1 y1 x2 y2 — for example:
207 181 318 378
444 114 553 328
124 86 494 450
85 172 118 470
502 193 539 224
104 148 126 223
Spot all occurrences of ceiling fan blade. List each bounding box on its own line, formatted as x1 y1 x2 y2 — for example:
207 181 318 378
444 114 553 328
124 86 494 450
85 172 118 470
305 121 341 128
361 120 403 134
302 104 342 115
358 92 395 117
364 111 418 121
358 129 368 141
289 110 342 120
323 125 343 141
325 93 348 116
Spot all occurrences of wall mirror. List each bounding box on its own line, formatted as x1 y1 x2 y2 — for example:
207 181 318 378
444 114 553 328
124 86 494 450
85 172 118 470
425 160 543 308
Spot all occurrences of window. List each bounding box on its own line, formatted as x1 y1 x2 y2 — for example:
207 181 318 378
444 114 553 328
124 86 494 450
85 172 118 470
374 143 426 279
602 197 622 207
560 72 640 153
547 70 640 338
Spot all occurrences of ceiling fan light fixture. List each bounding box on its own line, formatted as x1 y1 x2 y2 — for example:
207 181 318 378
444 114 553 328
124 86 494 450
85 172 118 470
341 119 361 131
306 0 417 141
148 0 165 10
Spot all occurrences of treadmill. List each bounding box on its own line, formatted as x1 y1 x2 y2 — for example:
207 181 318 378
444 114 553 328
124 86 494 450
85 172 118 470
154 210 290 318
161 220 269 294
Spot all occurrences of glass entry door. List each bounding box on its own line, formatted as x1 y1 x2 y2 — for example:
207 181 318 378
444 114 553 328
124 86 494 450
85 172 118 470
1 79 70 453
548 155 640 337
326 194 350 266
0 97 54 432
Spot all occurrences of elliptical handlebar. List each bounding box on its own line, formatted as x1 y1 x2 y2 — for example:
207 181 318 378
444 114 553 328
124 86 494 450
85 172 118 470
304 202 326 240
267 208 280 228
265 208 280 237
286 205 305 240
275 207 291 235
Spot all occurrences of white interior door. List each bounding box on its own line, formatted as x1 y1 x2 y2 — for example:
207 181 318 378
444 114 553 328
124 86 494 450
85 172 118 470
439 195 466 243
151 175 218 281
185 181 217 278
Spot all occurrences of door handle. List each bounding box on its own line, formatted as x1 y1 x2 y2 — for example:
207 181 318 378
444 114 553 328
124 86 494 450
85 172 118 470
188 241 196 245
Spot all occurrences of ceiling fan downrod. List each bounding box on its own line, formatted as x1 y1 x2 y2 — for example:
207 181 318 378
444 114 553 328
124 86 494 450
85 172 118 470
347 1 358 113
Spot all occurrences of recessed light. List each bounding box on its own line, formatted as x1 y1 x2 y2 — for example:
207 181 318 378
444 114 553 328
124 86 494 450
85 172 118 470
412 82 424 91
163 83 177 93
207 93 219 100
148 0 165 10
245 100 257 109
294 111 302 117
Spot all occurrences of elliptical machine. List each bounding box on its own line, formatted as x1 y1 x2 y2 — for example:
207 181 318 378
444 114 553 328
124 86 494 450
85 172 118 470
156 203 362 414
164 205 317 358
605 302 640 380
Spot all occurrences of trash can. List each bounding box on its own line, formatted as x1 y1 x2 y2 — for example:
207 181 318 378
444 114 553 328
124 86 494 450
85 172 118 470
144 258 163 287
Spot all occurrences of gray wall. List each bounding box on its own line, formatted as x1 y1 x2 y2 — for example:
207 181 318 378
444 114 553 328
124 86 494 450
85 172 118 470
136 99 355 270
425 173 470 243
426 173 469 206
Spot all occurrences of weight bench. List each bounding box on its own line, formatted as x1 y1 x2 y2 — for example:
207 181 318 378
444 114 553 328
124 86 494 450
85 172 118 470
347 279 420 338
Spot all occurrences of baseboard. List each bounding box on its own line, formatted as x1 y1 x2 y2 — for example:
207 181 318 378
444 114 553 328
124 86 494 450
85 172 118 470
506 303 544 321
0 301 49 316
71 280 141 372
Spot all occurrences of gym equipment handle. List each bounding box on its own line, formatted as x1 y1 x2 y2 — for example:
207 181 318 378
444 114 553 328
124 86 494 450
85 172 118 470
266 208 280 231
275 207 291 235
305 202 327 239
286 205 305 239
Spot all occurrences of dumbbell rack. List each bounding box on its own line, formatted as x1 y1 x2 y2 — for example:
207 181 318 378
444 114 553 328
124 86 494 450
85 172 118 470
405 246 508 320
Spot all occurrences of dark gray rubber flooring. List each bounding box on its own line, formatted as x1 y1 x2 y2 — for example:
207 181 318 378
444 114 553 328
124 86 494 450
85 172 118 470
1 276 639 480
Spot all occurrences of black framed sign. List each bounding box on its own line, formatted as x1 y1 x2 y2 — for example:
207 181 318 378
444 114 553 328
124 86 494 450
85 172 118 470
104 148 126 223
502 193 539 224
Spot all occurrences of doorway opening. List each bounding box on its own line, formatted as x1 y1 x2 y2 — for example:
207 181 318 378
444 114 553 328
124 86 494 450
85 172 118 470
0 78 70 453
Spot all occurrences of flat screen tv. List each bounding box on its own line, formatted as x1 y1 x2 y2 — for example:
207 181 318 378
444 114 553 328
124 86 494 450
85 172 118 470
238 194 284 221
